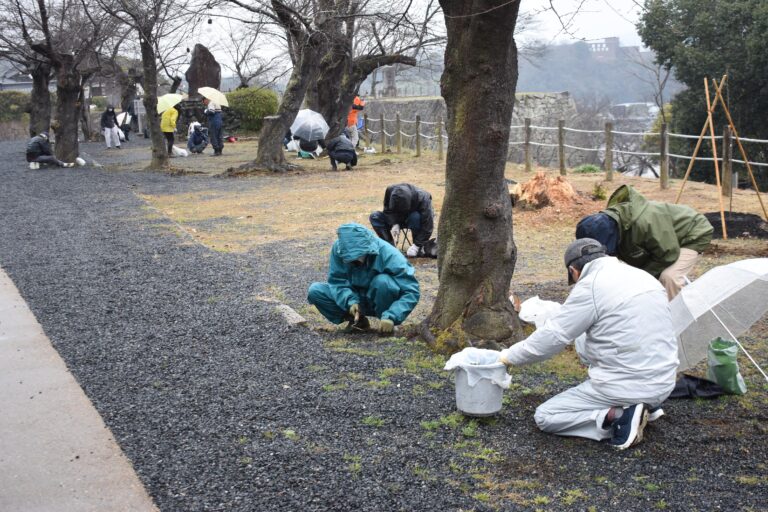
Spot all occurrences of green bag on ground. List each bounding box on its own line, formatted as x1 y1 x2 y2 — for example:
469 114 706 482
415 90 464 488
706 338 747 395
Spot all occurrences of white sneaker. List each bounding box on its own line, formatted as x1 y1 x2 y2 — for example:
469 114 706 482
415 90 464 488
29 162 39 169
647 407 665 422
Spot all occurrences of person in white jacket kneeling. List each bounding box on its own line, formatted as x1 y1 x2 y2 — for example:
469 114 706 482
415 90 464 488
499 238 678 450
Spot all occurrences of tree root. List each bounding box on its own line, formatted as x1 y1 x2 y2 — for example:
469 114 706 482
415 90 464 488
219 160 302 177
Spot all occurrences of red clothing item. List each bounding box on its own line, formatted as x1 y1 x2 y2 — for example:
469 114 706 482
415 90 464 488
347 96 365 127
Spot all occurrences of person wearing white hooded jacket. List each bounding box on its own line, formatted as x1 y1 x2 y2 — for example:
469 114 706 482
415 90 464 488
499 238 678 450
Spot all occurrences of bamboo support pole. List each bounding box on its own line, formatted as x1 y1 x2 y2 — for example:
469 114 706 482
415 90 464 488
703 78 728 239
711 79 768 221
675 75 728 203
722 125 732 199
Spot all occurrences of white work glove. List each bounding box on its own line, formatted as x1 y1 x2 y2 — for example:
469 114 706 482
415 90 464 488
498 349 512 366
390 224 401 242
406 244 420 257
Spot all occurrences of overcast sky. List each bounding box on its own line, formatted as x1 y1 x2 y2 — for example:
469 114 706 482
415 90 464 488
524 0 645 47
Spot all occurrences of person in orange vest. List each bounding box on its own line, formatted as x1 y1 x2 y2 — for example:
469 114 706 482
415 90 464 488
346 95 365 147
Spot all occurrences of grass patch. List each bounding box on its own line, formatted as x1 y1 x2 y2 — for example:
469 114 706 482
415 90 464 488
362 415 387 427
322 382 348 392
282 429 299 441
561 489 587 505
365 378 391 389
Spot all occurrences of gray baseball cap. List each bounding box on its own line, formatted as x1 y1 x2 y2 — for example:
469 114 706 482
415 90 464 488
564 238 606 284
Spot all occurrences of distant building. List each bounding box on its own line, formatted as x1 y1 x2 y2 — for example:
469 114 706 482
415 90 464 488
0 61 33 92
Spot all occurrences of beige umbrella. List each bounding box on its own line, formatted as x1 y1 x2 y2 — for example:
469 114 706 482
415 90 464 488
157 93 184 113
197 87 229 107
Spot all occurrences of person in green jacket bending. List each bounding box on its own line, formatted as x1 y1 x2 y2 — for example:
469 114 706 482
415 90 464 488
308 223 420 334
576 185 713 300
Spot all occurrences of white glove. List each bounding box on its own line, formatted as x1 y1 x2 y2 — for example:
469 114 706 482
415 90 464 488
390 224 401 242
406 244 420 257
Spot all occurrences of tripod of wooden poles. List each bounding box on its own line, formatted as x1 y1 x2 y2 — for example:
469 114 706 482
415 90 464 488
674 74 768 239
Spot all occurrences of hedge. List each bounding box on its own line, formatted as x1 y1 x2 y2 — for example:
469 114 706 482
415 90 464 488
226 87 279 132
0 91 31 123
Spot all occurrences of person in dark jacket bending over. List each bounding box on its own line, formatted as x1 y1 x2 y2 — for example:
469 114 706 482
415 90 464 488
576 184 713 300
307 223 420 335
370 183 434 257
26 131 74 169
325 130 357 171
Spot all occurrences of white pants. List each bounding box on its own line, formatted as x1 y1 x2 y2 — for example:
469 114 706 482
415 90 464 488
659 248 699 300
533 380 670 442
104 126 121 148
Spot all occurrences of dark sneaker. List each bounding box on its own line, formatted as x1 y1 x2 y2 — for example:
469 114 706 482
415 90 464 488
648 406 664 422
608 404 648 450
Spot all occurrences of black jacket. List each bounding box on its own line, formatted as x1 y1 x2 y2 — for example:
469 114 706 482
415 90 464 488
26 135 53 160
383 183 434 246
100 109 118 129
326 134 355 153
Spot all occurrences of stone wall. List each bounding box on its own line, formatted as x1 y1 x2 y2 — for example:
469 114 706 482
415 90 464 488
363 93 584 166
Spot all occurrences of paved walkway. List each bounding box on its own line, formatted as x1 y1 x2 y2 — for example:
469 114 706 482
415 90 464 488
0 268 157 512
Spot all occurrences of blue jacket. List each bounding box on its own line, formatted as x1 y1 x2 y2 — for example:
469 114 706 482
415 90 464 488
328 223 420 324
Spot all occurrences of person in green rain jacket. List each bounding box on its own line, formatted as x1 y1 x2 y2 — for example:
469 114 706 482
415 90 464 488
308 223 420 334
576 184 713 300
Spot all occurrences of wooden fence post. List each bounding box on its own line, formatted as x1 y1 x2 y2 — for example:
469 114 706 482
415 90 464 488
380 113 386 154
722 125 732 198
604 122 614 181
415 115 421 157
558 119 566 175
437 116 443 161
524 117 532 172
395 113 402 154
660 123 669 190
363 113 370 147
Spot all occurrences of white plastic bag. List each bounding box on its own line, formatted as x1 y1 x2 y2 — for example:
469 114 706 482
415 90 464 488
444 347 511 388
172 145 189 157
518 295 563 328
117 127 126 142
286 139 299 152
516 295 587 359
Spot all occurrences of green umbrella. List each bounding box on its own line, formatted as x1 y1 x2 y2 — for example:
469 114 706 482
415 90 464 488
157 93 184 114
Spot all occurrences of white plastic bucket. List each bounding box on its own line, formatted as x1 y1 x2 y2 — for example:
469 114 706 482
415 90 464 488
444 348 511 417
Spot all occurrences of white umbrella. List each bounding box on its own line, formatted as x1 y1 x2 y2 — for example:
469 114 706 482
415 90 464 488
671 258 768 381
197 86 229 107
290 109 329 141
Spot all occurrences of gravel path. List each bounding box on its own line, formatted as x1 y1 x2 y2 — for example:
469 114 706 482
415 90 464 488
1 140 766 511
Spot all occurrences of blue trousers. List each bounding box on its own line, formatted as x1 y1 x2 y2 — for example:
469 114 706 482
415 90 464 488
307 274 401 324
369 210 422 245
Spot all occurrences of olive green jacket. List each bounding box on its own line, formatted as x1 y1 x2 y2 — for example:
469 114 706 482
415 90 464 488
602 185 713 278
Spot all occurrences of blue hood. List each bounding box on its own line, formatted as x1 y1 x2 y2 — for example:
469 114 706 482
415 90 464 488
335 223 380 263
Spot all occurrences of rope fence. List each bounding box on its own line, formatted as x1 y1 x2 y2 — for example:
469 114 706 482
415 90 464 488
361 113 768 189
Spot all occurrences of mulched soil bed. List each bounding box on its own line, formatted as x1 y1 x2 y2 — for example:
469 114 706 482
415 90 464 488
704 211 768 239
1 140 766 511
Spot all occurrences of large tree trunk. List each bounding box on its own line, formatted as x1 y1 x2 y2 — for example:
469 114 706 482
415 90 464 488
53 57 81 163
29 60 52 137
139 36 168 169
226 35 321 175
427 0 522 349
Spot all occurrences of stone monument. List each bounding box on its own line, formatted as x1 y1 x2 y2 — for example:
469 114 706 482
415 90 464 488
184 44 221 98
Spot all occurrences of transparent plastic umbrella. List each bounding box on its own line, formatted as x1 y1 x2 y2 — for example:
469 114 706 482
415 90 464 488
290 109 329 141
671 258 768 381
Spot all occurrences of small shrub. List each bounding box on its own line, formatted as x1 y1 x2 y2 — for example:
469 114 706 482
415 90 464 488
91 95 108 110
592 182 607 200
0 91 30 122
574 164 601 174
226 87 279 132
